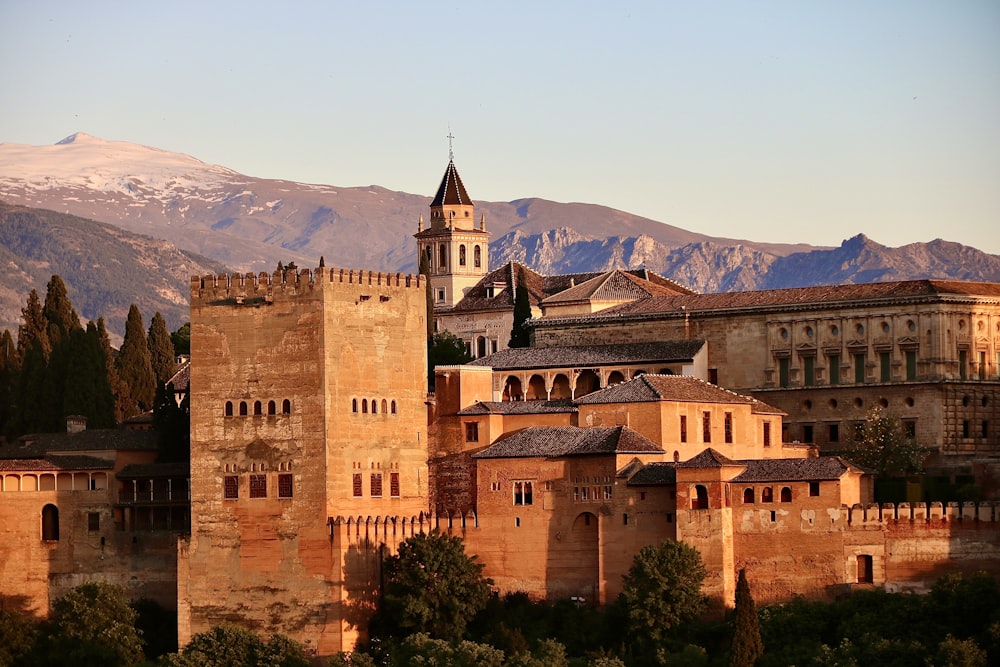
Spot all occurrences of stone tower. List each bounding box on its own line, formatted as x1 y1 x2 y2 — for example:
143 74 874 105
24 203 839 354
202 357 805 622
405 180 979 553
414 157 490 308
179 267 429 656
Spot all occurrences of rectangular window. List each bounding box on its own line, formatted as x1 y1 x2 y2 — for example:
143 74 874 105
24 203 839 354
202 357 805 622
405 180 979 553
959 350 968 380
436 289 446 303
623 513 629 526
983 421 989 439
803 424 814 443
963 420 970 439
87 512 100 532
465 422 479 442
581 486 589 501
680 415 687 443
803 356 815 386
390 472 400 498
703 411 711 443
249 474 267 498
513 481 533 505
371 473 383 497
763 421 771 447
224 475 239 500
906 350 917 380
277 474 293 498
604 485 613 500
724 412 733 444
809 482 820 497
854 353 866 384
880 352 891 382
979 351 987 379
829 354 840 385
352 473 363 497
573 486 579 502
779 357 790 388
828 423 839 443
904 420 916 439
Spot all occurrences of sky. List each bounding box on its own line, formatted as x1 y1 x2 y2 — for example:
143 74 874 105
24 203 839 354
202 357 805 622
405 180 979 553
1 1 998 254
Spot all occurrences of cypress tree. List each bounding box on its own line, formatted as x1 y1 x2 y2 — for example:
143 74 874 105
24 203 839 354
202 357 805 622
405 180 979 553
508 266 532 349
729 568 764 667
63 323 116 429
97 317 128 423
116 305 156 418
42 275 81 348
0 329 18 433
147 312 176 385
17 289 50 361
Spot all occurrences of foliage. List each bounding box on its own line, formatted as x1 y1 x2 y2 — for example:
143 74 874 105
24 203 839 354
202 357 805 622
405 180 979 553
42 275 81 348
846 407 927 477
131 597 177 660
378 530 493 642
159 623 309 667
428 330 474 388
729 568 763 667
116 304 156 418
16 288 49 360
170 323 191 356
619 540 708 650
0 608 38 667
391 632 505 667
508 267 532 348
61 323 116 429
147 311 176 384
45 582 143 666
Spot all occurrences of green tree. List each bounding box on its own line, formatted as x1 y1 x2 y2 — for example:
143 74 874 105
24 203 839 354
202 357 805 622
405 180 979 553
379 530 493 642
508 267 532 349
392 633 505 667
148 312 176 385
16 289 50 361
98 316 129 423
0 329 18 433
620 540 708 650
846 407 927 477
730 568 763 667
0 608 38 667
160 623 309 667
41 275 81 348
116 304 156 418
45 582 143 666
932 635 987 667
171 323 191 356
428 330 474 389
62 323 116 429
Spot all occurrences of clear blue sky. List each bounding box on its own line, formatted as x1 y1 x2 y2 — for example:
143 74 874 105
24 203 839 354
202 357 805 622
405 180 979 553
2 1 998 253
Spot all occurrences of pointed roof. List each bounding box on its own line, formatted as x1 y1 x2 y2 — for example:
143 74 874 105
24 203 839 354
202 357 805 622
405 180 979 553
676 448 742 468
574 374 786 415
541 269 689 305
431 160 472 207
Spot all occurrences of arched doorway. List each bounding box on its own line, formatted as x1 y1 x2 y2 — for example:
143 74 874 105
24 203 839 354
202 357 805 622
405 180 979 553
550 374 571 400
503 376 523 401
575 370 601 397
549 512 600 601
526 374 547 400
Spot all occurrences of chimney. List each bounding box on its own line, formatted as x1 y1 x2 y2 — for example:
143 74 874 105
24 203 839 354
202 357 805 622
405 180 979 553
66 415 87 434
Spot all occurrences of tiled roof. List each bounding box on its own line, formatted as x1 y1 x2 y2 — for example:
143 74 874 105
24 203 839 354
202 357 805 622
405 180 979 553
457 400 577 416
470 341 705 370
541 269 688 305
431 160 472 207
730 456 858 482
168 360 190 392
676 448 741 468
536 279 1000 325
0 429 160 459
575 374 786 415
626 462 678 486
0 455 113 471
473 425 663 459
118 462 190 479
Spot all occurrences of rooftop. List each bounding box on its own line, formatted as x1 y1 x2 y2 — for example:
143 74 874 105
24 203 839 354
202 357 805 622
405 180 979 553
575 374 786 414
473 425 663 459
470 341 705 371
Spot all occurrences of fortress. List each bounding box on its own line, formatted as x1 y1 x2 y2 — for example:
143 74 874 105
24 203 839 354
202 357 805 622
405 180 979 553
1 158 1000 658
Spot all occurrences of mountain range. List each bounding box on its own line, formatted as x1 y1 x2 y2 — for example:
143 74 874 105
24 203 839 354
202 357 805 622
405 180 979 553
1 133 998 337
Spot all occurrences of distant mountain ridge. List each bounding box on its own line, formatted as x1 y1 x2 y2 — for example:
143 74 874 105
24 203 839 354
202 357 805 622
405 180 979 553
1 133 998 333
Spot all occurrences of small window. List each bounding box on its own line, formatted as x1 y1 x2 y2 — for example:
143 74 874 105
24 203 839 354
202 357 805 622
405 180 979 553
702 411 711 443
761 487 774 503
239 401 248 416
352 473 363 497
225 401 234 417
371 473 383 497
362 399 368 414
465 422 479 442
692 485 709 510
743 488 754 504
513 481 533 505
779 357 790 388
804 356 815 386
724 412 733 444
224 476 239 500
390 472 400 498
268 400 277 415
42 504 59 541
623 513 629 526
829 423 840 443
809 482 820 497
282 399 291 414
474 245 482 268
780 487 792 502
604 485 612 500
880 352 891 382
278 474 293 498
459 244 467 266
253 401 262 416
763 421 771 447
829 354 841 384
381 399 388 414
437 289 446 303
249 474 267 498
858 555 874 584
371 399 378 415
87 512 100 532
352 398 358 413
391 400 397 414
680 415 687 443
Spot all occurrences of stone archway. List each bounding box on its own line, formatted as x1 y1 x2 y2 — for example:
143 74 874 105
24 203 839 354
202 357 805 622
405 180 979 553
574 370 601 398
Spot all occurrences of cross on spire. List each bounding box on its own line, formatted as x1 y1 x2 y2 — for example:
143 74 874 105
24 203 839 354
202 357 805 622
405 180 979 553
447 127 455 162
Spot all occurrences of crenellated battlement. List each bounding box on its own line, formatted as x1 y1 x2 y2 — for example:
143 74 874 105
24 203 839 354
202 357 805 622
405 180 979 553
190 267 425 302
329 511 479 549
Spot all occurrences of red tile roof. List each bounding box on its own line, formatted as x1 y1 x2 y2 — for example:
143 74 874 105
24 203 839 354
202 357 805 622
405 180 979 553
575 374 786 415
431 160 472 207
473 425 663 459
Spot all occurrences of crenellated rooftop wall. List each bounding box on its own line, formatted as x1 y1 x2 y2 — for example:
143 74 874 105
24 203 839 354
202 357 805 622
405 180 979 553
190 267 425 302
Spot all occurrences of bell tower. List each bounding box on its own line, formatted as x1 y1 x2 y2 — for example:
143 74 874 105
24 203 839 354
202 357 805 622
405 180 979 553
415 140 490 310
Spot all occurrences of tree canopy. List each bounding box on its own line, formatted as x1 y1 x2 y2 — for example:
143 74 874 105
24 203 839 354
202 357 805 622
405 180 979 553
116 304 156 418
379 530 494 642
147 311 176 385
160 623 309 667
44 582 143 666
730 568 764 667
846 407 927 477
508 267 532 349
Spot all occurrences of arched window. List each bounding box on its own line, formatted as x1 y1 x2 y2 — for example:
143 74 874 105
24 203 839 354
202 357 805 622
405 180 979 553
381 399 388 414
692 485 709 509
459 244 467 266
673 450 680 462
439 244 447 270
253 401 262 416
477 336 487 358
743 488 755 503
42 504 59 541
225 401 234 417
391 400 397 414
474 245 482 268
362 399 368 414
239 401 248 416
780 486 792 502
371 399 378 415
761 487 774 503
268 400 276 415
352 398 358 413
282 399 291 414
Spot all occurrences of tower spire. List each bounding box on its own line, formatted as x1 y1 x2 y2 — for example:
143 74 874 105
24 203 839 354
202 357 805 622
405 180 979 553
447 126 455 162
